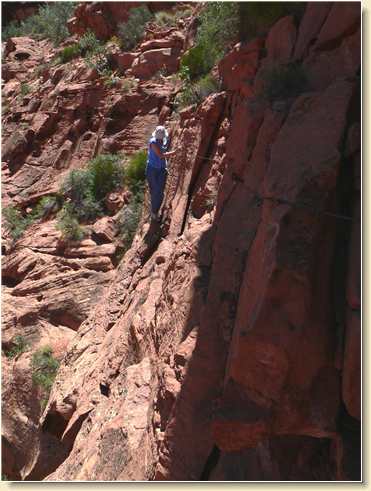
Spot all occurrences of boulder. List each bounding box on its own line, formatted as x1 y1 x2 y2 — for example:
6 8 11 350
293 2 333 59
265 15 297 63
218 38 264 93
314 2 361 50
131 48 180 79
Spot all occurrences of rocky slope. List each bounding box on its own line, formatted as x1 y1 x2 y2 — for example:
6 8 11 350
1 1 361 481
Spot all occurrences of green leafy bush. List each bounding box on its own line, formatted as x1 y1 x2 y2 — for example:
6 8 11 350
78 30 103 56
125 150 147 193
155 11 177 28
88 154 126 201
187 2 239 78
59 43 82 63
31 346 60 407
60 170 102 222
2 206 28 240
117 5 153 51
107 35 123 48
175 73 219 110
122 78 137 93
20 83 31 97
195 73 220 100
114 150 147 251
76 30 113 76
174 7 193 21
103 73 121 87
3 197 60 241
5 336 29 359
30 196 60 220
85 51 112 77
259 62 309 103
180 45 208 82
116 197 143 251
60 154 125 223
2 2 76 45
56 205 86 241
2 20 23 40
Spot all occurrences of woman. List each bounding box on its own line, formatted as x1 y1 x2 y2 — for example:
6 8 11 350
146 125 176 222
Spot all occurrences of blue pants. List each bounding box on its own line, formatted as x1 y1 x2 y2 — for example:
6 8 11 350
146 166 167 214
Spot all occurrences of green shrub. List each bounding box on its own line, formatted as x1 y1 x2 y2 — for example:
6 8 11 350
60 154 125 223
114 150 147 251
76 30 112 76
3 206 29 241
103 74 121 87
175 73 219 110
5 336 29 359
78 30 103 56
155 11 177 28
20 83 31 97
116 198 143 250
125 150 147 193
107 35 123 48
31 346 59 405
180 45 208 81
32 195 60 218
195 73 219 100
259 62 308 103
2 196 61 241
191 2 239 77
174 7 193 21
122 78 137 93
60 170 101 222
88 154 126 201
117 5 153 51
59 43 82 63
56 205 86 241
2 2 76 45
85 51 112 77
2 20 23 40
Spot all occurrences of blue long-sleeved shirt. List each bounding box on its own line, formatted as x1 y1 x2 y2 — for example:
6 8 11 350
147 137 168 169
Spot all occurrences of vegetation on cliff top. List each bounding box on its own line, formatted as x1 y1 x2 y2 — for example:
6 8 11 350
2 2 75 45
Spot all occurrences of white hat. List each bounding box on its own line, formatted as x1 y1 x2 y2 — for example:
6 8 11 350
153 125 168 142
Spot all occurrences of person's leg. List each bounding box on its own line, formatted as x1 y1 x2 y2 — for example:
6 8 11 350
156 168 167 214
146 166 157 214
151 168 164 214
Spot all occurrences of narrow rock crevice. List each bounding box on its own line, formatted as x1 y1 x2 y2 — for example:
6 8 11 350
180 99 227 235
200 445 221 481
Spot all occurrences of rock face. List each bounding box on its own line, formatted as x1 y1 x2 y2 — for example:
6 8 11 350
67 2 176 40
2 2 361 482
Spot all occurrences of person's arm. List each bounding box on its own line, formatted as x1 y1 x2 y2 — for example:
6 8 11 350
150 143 176 159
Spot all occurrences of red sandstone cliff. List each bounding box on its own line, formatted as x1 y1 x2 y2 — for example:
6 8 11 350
1 1 361 481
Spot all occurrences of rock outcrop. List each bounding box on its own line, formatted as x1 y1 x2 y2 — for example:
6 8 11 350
2 1 361 482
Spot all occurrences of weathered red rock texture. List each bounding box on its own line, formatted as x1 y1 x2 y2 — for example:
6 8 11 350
1 1 361 482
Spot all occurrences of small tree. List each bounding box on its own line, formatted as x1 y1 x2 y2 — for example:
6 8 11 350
4 336 29 359
117 6 153 51
56 205 86 241
31 346 60 408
